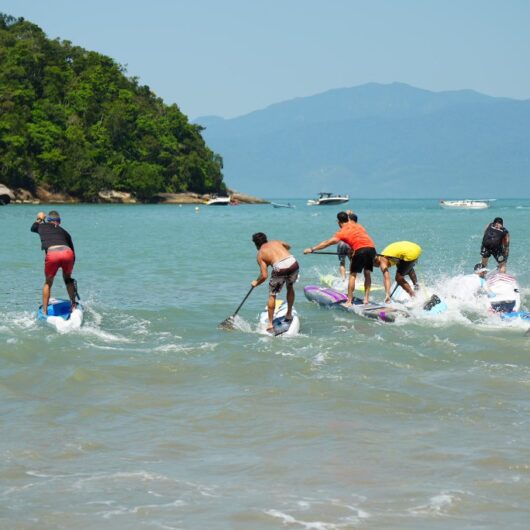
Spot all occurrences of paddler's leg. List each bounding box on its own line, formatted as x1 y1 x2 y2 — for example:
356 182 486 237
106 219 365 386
345 272 357 306
63 274 77 309
42 276 54 315
267 294 276 330
408 268 419 292
363 269 371 304
395 271 414 297
285 283 295 321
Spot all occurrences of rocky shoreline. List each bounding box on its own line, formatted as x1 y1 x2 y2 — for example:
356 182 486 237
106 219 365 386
0 184 268 205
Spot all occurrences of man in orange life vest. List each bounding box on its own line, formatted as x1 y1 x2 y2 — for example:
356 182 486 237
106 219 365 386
304 211 376 305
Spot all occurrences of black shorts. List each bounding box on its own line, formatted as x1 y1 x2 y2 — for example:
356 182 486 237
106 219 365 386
480 245 507 263
396 259 417 276
350 247 376 274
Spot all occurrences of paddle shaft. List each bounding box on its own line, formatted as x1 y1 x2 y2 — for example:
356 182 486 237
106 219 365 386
310 251 341 256
231 286 254 318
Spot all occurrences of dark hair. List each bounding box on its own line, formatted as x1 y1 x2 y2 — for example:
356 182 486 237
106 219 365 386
348 212 358 222
493 217 503 225
252 232 268 249
47 210 61 222
337 212 349 224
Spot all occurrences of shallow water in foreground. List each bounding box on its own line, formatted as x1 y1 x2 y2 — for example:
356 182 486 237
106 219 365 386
1 199 529 529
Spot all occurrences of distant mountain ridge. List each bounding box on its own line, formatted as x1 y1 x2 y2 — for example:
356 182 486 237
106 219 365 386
196 83 529 198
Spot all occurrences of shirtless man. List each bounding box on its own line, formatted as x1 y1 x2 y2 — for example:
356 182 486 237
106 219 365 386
251 232 299 332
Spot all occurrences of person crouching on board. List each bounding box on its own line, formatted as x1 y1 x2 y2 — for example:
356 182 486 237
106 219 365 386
251 232 299 332
480 217 510 273
304 211 376 306
31 211 77 315
336 211 358 279
373 241 422 303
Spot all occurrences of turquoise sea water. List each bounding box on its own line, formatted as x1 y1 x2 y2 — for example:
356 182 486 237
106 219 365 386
1 199 530 529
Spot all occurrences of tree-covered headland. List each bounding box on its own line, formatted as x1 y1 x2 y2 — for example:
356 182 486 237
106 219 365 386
0 14 226 201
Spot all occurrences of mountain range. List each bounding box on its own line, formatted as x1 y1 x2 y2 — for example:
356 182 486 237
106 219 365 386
196 83 530 198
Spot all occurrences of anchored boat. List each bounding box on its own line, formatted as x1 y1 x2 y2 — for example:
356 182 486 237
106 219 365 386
205 194 230 206
439 199 494 209
307 192 349 206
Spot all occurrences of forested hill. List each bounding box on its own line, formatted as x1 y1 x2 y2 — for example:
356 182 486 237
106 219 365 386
0 14 226 201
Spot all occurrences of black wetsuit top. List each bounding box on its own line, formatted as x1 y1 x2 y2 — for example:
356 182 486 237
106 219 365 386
482 223 508 249
31 222 75 253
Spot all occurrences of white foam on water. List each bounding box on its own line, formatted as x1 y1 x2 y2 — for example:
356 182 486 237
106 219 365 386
0 310 39 334
408 490 463 516
265 500 370 529
153 342 216 354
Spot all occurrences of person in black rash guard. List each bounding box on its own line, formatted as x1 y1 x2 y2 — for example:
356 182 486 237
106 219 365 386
480 217 510 273
31 210 77 315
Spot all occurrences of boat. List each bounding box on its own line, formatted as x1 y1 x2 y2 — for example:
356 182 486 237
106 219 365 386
271 202 295 209
205 194 230 206
37 298 84 333
307 192 349 206
258 300 300 336
439 199 494 209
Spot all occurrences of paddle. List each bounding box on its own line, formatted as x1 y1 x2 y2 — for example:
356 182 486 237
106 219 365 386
310 251 341 256
389 283 399 299
219 286 254 329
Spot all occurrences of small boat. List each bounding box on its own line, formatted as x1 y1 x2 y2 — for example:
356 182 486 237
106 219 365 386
205 194 230 206
439 199 494 209
271 202 295 209
307 192 349 206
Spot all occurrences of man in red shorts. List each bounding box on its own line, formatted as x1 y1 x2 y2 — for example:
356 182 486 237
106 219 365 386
304 211 376 305
31 210 77 315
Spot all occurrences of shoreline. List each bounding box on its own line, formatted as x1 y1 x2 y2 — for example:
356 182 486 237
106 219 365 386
0 185 269 205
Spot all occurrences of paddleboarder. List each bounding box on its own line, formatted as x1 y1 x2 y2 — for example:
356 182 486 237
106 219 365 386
304 211 376 305
374 241 422 302
31 210 77 315
251 232 299 332
480 217 510 273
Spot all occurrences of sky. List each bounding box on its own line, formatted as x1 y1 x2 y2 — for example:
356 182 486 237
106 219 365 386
2 0 530 119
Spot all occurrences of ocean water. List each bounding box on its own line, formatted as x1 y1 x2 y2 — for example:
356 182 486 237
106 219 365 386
1 199 529 530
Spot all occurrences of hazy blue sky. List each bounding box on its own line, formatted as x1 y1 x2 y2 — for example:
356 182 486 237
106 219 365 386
2 0 530 118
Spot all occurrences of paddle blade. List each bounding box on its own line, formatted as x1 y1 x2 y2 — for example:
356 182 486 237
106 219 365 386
218 316 235 330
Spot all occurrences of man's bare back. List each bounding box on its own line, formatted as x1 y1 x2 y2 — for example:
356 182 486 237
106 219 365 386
257 240 292 266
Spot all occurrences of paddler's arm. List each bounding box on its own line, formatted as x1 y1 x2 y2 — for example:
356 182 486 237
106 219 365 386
503 233 510 257
31 212 46 232
251 255 269 287
303 236 339 254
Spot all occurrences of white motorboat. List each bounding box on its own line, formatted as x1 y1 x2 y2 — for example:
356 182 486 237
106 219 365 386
439 199 493 210
307 192 349 206
205 194 230 206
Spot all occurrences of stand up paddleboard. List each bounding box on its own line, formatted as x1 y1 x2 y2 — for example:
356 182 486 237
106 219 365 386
37 298 83 333
304 285 447 323
258 300 300 336
320 274 383 293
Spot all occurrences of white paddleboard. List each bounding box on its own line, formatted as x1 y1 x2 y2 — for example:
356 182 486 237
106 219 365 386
258 300 300 336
